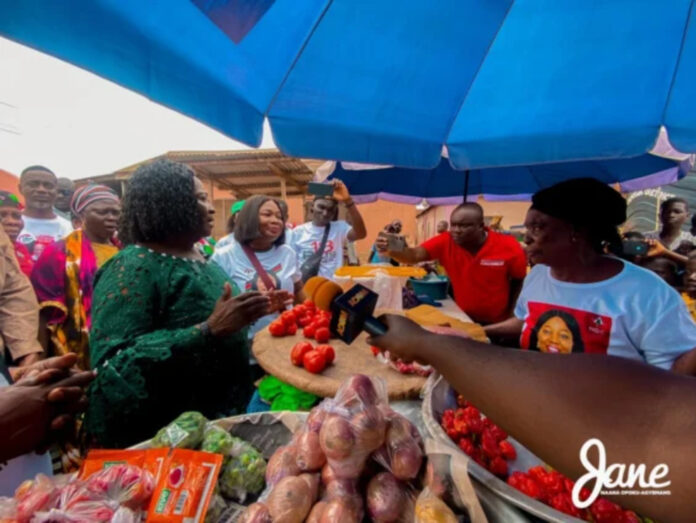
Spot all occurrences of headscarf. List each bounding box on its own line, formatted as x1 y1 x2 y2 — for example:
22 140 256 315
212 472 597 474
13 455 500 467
230 200 245 215
70 184 120 216
531 177 626 251
0 191 24 210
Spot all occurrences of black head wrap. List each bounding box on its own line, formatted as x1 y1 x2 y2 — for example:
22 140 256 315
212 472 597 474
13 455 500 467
531 178 626 253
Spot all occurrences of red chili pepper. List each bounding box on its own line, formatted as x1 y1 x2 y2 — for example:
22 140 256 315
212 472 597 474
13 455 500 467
498 440 517 461
488 456 508 477
303 350 327 374
290 341 314 366
370 346 380 356
268 320 286 337
481 429 500 459
314 326 330 343
458 437 475 456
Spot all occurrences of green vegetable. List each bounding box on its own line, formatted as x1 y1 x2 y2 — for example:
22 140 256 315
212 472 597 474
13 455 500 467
152 411 208 449
218 437 267 502
201 424 236 456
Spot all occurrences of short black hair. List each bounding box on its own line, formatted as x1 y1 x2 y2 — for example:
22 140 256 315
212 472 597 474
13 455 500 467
20 165 56 181
119 159 201 245
529 309 585 354
661 197 688 212
234 195 285 247
451 202 484 220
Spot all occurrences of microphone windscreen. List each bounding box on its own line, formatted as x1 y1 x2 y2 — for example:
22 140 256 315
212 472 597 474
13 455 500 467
313 280 343 311
303 276 327 299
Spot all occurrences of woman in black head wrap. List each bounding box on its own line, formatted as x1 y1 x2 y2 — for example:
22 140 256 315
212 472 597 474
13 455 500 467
483 178 696 377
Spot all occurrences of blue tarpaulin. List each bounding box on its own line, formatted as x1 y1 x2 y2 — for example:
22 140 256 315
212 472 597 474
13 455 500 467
2 1 696 172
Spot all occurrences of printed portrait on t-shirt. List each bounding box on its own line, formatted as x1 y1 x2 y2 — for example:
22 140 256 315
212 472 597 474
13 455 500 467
244 264 282 292
520 302 612 355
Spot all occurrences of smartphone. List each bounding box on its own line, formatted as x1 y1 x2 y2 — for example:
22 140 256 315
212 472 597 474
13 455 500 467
379 231 406 252
308 181 334 197
622 239 649 257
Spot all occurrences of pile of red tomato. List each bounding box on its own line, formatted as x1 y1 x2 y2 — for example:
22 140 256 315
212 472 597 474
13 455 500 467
441 396 641 522
290 341 335 374
268 299 332 344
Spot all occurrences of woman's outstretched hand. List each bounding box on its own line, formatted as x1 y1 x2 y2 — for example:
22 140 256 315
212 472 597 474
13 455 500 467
207 284 272 336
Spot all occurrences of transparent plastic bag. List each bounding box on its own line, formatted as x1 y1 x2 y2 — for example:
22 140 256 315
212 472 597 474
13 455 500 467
151 411 208 449
319 376 389 479
218 436 267 502
366 471 417 523
81 464 155 510
372 408 424 481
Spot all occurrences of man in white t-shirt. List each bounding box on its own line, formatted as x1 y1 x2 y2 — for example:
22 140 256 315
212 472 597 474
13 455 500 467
16 166 72 261
290 180 367 280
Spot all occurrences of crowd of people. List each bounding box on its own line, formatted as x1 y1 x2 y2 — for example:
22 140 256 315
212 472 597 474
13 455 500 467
1 160 696 518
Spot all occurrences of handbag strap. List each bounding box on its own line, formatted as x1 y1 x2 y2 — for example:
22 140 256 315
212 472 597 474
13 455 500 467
241 244 276 291
316 223 331 257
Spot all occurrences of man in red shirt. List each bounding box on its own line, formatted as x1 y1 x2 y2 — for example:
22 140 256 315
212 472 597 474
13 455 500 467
375 203 527 324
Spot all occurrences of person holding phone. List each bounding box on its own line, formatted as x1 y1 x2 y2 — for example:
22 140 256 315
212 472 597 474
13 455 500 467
376 202 527 324
643 198 695 266
290 180 367 280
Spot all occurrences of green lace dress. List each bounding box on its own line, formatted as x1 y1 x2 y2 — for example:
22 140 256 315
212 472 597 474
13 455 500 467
85 245 252 448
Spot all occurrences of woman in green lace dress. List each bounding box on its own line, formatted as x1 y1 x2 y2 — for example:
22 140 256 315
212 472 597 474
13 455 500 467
85 160 272 448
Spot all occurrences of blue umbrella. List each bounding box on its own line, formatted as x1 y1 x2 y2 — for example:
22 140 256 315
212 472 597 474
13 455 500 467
3 1 696 170
319 153 692 205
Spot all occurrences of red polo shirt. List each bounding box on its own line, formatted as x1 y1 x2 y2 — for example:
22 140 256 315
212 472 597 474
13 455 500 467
421 230 527 324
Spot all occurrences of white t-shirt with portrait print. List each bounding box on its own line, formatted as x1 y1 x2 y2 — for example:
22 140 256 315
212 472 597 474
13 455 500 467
17 215 73 261
514 260 696 370
290 220 352 279
210 242 301 339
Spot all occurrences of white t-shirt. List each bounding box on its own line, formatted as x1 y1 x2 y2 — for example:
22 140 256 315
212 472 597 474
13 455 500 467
211 242 301 339
215 233 236 250
515 260 696 370
290 221 352 279
0 373 52 496
17 215 73 261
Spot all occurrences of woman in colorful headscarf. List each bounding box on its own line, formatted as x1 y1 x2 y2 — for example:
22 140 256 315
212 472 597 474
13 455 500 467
0 191 33 277
31 184 121 369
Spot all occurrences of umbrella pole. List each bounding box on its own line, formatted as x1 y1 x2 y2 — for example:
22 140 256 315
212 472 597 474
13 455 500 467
463 170 470 203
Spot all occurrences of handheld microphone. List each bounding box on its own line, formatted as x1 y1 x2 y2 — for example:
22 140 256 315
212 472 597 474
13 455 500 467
303 276 387 344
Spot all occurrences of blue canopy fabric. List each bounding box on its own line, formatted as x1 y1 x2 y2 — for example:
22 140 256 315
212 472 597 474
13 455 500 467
322 154 692 205
3 1 696 170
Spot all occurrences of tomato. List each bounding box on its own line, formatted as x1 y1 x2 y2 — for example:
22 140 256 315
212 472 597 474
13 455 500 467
285 322 298 335
315 344 335 364
314 326 330 343
290 342 314 366
296 314 312 327
303 323 317 339
280 310 297 327
314 315 330 329
268 321 286 337
303 299 316 310
293 305 306 317
303 350 327 374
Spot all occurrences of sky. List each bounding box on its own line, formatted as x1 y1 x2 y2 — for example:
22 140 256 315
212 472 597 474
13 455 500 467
0 37 276 180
